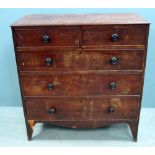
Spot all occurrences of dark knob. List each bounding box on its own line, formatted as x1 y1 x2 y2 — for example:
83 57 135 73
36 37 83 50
109 82 116 90
45 57 54 66
48 107 56 114
47 83 54 90
108 106 115 113
110 56 118 65
43 34 51 43
111 33 119 41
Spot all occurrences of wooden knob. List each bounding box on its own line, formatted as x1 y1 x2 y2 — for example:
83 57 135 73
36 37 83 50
108 106 115 113
110 56 118 65
47 83 54 90
111 33 119 41
109 82 117 90
45 57 54 66
43 34 51 43
48 107 56 114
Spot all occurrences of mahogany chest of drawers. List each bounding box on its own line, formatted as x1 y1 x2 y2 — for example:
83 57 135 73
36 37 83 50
11 14 149 141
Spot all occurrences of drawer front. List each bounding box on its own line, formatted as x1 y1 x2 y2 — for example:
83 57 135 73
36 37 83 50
25 96 139 121
21 74 142 97
25 98 90 121
91 96 140 120
14 26 79 47
18 50 144 71
82 25 146 47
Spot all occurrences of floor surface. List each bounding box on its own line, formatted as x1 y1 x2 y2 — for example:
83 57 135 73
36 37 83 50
0 107 155 147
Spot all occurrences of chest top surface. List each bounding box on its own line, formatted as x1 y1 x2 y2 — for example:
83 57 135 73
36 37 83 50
11 13 149 26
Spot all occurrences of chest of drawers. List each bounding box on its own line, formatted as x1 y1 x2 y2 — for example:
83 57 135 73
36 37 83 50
11 14 149 141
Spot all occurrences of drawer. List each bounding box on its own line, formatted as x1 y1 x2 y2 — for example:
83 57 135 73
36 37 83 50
25 96 140 121
18 50 144 71
21 74 142 97
25 98 90 121
91 96 140 120
14 26 79 47
82 25 147 47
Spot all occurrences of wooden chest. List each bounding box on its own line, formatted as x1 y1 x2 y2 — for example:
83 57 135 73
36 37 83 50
11 14 149 141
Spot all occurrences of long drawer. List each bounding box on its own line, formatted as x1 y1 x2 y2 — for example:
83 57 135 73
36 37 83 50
21 74 142 97
25 96 140 121
18 50 144 71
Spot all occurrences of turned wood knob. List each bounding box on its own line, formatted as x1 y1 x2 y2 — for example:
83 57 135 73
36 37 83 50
48 107 56 114
108 106 115 113
109 81 117 90
47 83 54 90
45 57 54 66
110 56 118 65
111 33 119 41
42 34 51 43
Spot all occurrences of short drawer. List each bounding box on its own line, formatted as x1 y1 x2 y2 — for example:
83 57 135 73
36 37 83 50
18 50 144 71
21 74 142 97
25 96 140 121
14 26 79 47
25 98 90 121
82 25 147 47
